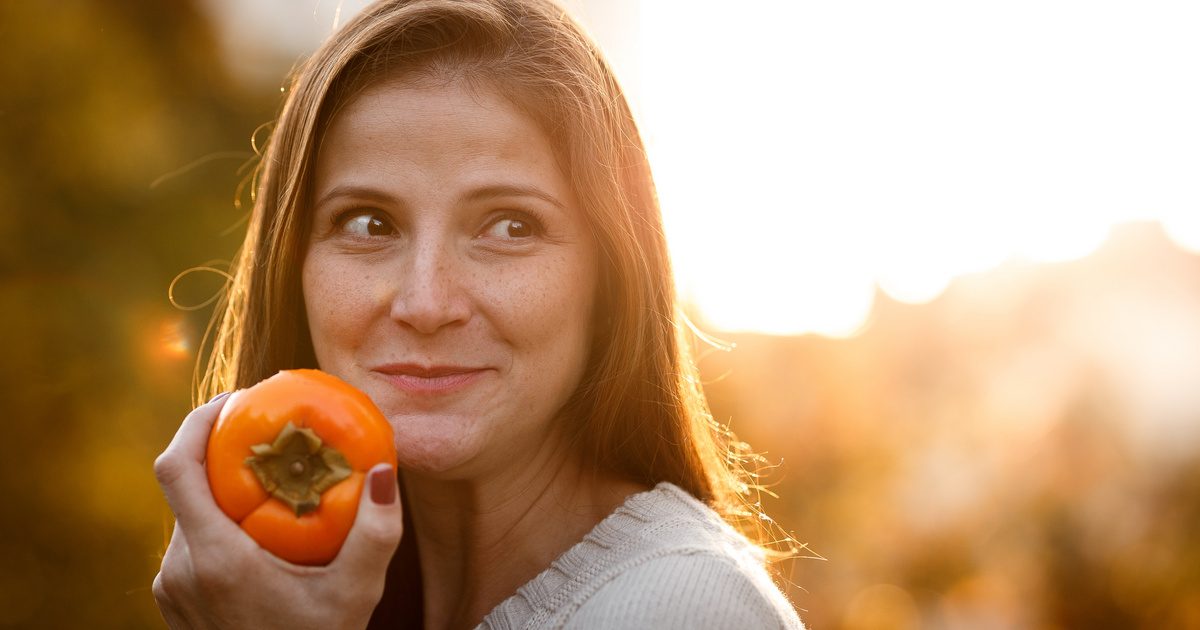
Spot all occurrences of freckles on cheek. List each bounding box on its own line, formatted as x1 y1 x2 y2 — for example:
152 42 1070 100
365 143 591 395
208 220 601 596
510 257 595 332
305 260 379 351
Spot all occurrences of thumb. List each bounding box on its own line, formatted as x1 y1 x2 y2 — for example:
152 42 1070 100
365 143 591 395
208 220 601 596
333 464 404 574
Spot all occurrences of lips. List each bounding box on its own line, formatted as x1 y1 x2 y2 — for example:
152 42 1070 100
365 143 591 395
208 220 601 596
371 363 490 395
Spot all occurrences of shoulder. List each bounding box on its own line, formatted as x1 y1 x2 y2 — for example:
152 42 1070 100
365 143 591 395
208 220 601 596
563 483 804 629
565 551 804 630
479 483 805 630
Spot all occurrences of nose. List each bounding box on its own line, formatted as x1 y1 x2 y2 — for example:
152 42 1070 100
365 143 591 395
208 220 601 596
388 240 471 335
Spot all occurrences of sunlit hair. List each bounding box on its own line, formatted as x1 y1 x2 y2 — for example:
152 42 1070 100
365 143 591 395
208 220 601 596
199 0 782 554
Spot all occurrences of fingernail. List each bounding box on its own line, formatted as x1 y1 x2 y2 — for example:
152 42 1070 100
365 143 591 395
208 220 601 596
207 391 232 405
369 466 396 505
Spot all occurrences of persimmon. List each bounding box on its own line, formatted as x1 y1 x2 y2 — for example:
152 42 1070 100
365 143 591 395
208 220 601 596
205 369 396 566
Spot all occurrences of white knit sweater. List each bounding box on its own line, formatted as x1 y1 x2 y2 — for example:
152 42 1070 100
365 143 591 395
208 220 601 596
477 482 804 629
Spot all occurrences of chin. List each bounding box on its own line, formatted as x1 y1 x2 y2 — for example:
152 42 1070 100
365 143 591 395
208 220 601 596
388 418 482 478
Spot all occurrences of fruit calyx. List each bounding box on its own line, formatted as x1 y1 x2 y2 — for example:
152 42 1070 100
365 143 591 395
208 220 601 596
245 422 352 516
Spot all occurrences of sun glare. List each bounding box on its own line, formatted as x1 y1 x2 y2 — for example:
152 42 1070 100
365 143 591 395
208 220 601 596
213 0 1200 337
1163 213 1200 254
628 0 1200 336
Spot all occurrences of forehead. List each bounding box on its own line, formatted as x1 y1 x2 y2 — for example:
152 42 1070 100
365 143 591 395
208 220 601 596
325 75 535 158
313 76 567 196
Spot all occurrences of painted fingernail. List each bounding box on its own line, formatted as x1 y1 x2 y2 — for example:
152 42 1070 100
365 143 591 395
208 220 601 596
369 466 396 505
207 391 232 405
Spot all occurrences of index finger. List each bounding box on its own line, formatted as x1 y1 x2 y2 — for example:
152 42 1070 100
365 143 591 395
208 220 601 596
154 393 238 535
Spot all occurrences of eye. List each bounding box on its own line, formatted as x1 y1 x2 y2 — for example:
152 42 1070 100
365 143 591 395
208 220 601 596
483 216 538 240
336 210 395 237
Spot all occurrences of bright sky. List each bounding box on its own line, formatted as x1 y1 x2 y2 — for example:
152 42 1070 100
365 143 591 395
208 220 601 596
207 0 1200 337
629 1 1200 336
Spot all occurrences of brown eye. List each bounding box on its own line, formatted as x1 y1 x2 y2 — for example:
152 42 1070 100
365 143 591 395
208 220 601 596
341 212 395 237
484 217 537 239
506 219 531 238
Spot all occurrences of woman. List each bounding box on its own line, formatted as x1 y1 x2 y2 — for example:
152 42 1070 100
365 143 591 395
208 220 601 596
152 0 804 627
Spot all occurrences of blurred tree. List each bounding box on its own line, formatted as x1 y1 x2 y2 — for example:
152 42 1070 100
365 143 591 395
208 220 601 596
0 2 278 627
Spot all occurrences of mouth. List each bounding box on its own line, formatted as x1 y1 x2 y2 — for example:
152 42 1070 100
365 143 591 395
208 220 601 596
371 363 490 395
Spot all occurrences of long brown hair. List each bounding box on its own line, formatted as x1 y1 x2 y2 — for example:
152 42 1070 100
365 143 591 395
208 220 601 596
200 0 773 548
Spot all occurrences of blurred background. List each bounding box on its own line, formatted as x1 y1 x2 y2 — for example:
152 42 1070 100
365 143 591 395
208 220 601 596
2 0 1198 627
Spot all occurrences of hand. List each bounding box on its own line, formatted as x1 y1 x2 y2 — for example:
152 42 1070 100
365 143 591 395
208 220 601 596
152 393 404 629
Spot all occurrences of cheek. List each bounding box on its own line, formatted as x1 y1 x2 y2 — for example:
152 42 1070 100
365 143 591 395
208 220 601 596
492 251 597 354
301 253 378 358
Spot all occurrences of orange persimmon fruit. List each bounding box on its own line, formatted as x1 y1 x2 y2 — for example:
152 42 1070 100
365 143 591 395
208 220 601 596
205 369 396 566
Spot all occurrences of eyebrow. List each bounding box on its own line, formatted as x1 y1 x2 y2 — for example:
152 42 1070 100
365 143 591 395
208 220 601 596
314 183 568 211
313 185 397 210
464 184 568 210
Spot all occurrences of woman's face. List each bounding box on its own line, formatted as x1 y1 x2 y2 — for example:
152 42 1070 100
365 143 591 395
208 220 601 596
302 77 598 477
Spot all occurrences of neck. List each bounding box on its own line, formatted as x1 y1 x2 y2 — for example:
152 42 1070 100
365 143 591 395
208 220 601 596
401 440 648 630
